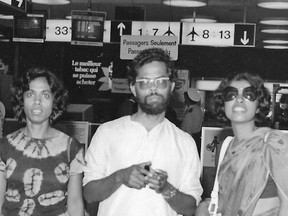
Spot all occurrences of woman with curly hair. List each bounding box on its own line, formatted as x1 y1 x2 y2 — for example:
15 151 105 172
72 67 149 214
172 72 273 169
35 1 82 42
196 72 288 216
0 67 85 216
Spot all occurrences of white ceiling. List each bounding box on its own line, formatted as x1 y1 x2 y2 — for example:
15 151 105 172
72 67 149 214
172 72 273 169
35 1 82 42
1 0 288 47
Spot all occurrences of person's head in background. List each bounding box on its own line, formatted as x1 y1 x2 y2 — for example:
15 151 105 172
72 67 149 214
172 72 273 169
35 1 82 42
184 88 201 108
127 48 177 115
213 72 271 126
10 67 68 125
279 94 288 110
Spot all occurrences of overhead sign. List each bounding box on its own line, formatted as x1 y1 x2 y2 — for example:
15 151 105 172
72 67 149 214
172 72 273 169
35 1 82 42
0 0 26 11
46 19 71 42
107 21 132 43
181 23 255 47
131 21 180 41
105 21 181 43
120 35 178 60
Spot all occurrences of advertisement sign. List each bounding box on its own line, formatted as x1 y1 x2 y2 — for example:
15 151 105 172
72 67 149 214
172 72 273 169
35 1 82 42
201 127 233 168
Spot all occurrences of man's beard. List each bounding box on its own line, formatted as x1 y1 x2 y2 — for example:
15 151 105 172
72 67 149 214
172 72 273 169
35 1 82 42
138 92 170 115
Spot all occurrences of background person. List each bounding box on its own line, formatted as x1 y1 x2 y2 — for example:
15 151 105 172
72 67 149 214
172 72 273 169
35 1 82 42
83 48 203 216
277 94 288 128
0 67 85 216
0 101 5 138
180 88 203 155
196 72 288 216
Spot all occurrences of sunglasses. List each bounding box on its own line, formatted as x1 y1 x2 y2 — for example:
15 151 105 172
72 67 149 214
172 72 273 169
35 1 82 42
222 86 259 102
135 77 170 90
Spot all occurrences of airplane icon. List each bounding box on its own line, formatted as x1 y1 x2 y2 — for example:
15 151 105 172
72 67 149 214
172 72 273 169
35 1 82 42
187 27 199 41
163 26 175 36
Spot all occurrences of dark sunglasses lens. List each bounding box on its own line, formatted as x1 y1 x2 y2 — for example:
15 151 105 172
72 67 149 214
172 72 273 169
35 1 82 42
223 87 238 101
243 87 258 101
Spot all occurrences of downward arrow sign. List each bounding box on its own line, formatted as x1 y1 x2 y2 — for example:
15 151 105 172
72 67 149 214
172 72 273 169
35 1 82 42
240 31 249 45
117 23 126 36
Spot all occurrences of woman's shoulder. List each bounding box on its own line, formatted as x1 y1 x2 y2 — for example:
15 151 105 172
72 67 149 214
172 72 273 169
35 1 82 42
264 129 288 151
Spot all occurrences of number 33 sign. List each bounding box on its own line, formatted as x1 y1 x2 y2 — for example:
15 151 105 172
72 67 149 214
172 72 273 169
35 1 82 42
46 19 71 42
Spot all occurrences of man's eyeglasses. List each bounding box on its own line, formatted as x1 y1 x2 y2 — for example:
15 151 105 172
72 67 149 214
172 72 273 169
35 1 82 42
222 86 258 102
135 77 170 90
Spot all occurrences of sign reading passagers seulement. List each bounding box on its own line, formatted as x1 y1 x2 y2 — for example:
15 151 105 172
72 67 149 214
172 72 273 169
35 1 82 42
120 35 178 60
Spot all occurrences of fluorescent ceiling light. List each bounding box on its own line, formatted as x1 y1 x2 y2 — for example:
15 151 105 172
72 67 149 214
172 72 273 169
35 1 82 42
263 45 288 49
163 0 207 7
263 39 288 44
0 39 10 42
181 15 217 23
32 0 70 5
260 17 288 25
261 27 288 34
257 0 288 9
0 15 13 19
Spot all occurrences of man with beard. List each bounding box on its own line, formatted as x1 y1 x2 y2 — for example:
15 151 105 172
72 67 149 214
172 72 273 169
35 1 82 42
83 48 203 216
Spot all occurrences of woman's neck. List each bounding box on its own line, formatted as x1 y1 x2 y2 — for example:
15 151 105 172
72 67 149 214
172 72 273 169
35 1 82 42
232 122 257 142
23 122 55 139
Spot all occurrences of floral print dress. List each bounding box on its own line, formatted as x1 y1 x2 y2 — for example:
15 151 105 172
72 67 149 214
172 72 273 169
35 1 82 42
0 129 85 216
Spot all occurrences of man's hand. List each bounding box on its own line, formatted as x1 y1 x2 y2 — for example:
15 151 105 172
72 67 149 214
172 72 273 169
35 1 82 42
146 168 168 193
117 161 151 189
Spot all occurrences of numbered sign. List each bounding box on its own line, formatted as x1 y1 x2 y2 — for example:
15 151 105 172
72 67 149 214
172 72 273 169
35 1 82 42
182 23 234 46
46 19 71 42
182 23 255 47
1 0 26 10
132 21 180 43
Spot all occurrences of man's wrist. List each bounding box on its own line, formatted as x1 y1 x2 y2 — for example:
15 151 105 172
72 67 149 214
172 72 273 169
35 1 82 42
161 184 177 200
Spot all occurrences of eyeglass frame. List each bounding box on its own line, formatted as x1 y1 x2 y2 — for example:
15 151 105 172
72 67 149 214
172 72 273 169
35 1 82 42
222 86 259 102
134 76 171 90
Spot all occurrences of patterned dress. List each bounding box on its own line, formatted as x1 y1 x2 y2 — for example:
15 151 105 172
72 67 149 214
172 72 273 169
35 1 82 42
0 129 85 216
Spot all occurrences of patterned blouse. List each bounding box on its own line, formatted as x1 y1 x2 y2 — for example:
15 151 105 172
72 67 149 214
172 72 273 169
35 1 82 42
0 129 85 216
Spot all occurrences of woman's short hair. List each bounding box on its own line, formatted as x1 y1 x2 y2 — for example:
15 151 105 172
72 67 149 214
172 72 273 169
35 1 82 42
127 47 177 85
10 67 68 124
214 72 271 124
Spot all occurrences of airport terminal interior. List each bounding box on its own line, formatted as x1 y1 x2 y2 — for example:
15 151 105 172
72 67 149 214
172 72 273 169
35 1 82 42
1 0 288 215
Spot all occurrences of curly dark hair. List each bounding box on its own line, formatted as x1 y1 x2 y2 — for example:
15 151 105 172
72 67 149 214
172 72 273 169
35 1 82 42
214 72 271 124
10 67 68 124
127 48 177 85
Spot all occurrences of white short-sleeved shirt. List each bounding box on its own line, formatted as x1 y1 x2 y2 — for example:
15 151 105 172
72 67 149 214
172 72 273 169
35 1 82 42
83 116 203 216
